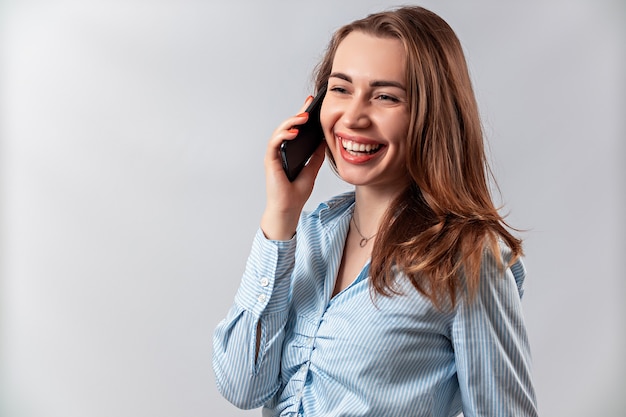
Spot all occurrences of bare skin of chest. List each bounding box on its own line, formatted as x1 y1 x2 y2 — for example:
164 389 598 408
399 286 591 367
332 226 374 297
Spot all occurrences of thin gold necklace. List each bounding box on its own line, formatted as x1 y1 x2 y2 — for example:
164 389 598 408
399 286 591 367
351 214 377 247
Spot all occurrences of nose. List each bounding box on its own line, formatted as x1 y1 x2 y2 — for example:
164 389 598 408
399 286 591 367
341 96 371 129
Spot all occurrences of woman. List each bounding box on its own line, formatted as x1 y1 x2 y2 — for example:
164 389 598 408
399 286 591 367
213 6 538 417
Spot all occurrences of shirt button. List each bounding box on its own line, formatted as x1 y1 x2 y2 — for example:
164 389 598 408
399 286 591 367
260 277 269 287
257 294 267 303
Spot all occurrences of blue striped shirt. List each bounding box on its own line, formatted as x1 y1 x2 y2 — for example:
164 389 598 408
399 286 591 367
213 192 538 417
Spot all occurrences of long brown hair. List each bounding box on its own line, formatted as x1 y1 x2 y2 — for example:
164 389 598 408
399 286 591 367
314 6 522 308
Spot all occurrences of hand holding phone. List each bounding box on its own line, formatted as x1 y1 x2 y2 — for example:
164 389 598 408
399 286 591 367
280 86 327 182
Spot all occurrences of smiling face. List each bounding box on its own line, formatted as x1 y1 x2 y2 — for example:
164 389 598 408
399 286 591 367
320 31 411 193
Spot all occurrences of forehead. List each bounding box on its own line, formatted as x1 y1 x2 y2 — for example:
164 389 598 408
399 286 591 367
331 31 406 81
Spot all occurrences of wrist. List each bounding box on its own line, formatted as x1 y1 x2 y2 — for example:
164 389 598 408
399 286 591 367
260 209 300 241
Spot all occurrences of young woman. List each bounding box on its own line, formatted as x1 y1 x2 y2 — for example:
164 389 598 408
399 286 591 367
213 6 538 417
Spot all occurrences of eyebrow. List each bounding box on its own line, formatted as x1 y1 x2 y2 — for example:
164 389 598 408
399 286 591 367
329 72 406 91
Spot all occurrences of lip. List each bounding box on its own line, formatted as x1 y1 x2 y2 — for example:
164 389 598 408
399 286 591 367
335 132 385 164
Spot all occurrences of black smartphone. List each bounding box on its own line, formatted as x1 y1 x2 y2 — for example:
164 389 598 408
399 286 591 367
280 86 327 182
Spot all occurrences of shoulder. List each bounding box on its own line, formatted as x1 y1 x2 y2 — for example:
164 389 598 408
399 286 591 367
480 241 526 299
452 242 531 340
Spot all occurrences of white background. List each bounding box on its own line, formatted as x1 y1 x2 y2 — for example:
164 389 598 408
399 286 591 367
1 0 624 416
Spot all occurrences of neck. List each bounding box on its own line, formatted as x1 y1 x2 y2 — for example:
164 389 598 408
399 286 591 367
352 185 403 237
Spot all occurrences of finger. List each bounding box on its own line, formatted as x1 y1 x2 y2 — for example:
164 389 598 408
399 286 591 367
279 95 314 135
273 95 314 135
265 95 316 165
275 95 314 131
270 111 310 143
300 95 314 112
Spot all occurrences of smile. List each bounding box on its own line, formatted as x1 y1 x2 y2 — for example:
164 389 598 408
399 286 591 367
341 138 382 155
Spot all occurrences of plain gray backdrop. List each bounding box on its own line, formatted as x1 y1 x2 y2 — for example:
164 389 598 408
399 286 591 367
1 0 624 416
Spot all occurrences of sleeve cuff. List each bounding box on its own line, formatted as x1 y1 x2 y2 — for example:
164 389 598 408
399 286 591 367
234 228 297 316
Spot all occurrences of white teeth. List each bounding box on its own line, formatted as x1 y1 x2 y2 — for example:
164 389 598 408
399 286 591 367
341 138 381 153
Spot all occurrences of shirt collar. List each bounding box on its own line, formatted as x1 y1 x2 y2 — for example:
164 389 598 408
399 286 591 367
311 191 355 230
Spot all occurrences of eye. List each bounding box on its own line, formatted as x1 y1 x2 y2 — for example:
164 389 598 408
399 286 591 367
329 86 349 94
375 94 400 103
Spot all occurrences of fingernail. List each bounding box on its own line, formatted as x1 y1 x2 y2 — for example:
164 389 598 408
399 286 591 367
296 112 308 118
288 128 299 134
305 95 313 103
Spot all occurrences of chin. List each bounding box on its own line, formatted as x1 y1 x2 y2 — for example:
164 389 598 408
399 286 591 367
335 166 373 186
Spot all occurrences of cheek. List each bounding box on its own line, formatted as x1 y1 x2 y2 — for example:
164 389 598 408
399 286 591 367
385 115 410 148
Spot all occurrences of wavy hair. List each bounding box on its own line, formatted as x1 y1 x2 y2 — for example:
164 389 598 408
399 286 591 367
313 6 522 308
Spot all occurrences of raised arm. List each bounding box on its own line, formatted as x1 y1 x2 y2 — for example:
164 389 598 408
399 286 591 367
213 97 326 409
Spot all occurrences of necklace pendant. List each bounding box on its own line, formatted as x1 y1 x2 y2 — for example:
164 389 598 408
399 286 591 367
351 215 376 248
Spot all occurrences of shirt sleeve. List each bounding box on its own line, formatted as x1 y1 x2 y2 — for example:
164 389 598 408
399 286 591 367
212 228 296 410
452 251 539 417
